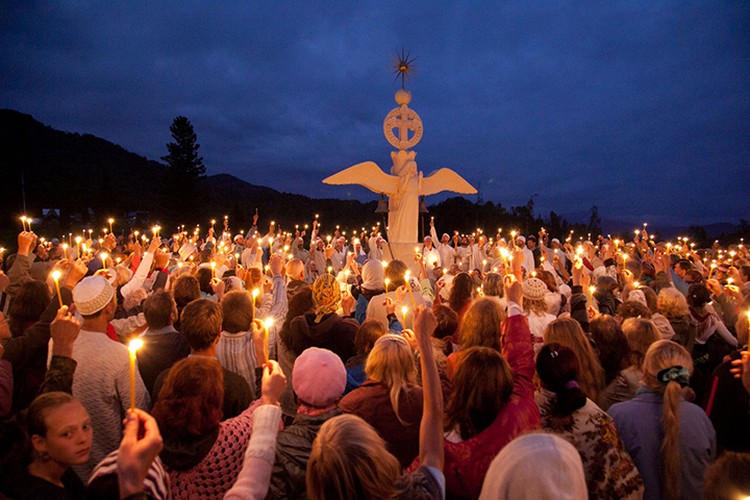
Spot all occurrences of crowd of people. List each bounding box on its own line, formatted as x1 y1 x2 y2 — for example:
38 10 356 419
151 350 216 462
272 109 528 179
0 212 749 499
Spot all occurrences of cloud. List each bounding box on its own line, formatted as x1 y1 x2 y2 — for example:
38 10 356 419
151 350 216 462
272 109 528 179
1 1 748 225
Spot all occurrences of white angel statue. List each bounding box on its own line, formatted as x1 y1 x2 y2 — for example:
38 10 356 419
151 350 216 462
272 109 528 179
323 149 476 243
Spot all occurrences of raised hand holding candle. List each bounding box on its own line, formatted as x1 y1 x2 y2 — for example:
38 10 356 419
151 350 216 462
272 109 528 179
128 338 144 411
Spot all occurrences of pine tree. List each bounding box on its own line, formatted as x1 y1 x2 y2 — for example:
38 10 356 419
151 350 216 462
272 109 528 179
161 116 205 221
587 205 602 237
162 116 205 179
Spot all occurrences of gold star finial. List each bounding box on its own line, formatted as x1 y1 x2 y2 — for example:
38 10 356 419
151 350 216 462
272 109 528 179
389 48 417 89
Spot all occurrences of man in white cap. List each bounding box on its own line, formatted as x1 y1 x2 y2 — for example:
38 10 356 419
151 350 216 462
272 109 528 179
429 218 455 270
68 275 150 480
421 235 441 281
516 235 535 275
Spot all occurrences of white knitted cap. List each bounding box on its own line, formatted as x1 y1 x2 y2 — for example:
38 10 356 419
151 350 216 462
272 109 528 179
73 276 115 316
522 277 548 301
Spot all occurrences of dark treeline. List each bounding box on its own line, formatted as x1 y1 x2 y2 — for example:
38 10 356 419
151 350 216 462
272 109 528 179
1 109 747 247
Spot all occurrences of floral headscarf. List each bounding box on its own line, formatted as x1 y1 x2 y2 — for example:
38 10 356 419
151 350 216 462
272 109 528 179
312 274 341 323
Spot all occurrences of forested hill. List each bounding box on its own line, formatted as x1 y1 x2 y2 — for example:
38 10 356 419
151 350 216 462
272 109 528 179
1 109 743 245
0 109 378 231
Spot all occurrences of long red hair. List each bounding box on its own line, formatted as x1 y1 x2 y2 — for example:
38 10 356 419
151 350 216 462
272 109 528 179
152 357 224 437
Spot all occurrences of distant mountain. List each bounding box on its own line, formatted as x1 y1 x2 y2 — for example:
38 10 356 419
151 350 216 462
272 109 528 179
1 109 744 247
0 109 380 233
0 108 168 217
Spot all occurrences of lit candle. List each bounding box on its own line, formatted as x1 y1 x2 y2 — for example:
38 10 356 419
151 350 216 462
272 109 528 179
401 305 408 326
51 270 63 307
100 252 108 270
210 261 216 280
384 277 390 295
128 338 144 411
108 218 114 233
20 216 27 232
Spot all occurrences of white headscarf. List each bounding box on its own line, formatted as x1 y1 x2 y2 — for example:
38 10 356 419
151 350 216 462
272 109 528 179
479 433 587 500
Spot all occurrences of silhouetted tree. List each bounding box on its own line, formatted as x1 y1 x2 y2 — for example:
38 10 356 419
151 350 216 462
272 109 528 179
162 116 205 221
587 205 602 237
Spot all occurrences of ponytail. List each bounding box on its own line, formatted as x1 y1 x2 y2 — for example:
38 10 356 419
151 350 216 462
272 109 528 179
661 379 682 500
554 379 587 415
643 341 693 500
537 343 587 416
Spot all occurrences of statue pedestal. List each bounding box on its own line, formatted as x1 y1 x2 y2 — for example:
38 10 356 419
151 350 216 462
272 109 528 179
387 241 423 275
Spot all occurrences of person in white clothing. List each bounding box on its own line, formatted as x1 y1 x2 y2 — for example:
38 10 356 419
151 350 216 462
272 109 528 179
421 236 441 281
429 219 455 271
69 275 150 480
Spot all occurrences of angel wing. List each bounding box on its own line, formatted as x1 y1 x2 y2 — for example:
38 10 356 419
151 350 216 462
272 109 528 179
421 168 477 196
323 161 399 195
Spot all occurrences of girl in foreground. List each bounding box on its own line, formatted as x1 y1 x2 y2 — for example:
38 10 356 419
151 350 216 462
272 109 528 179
0 392 92 499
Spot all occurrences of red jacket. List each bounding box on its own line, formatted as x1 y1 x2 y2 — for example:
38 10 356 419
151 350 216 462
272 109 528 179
411 314 540 499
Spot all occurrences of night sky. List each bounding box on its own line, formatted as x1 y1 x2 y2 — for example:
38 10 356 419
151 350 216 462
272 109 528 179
2 2 748 226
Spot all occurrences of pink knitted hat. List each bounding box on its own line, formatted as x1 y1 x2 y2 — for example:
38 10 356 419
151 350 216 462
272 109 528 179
292 347 346 407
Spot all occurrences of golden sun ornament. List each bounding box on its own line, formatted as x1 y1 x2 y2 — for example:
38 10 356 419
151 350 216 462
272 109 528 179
390 48 417 89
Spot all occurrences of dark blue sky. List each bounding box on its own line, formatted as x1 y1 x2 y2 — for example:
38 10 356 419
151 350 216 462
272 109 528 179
2 1 748 226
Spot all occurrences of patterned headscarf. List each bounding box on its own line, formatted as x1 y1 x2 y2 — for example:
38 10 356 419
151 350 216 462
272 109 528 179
312 274 341 323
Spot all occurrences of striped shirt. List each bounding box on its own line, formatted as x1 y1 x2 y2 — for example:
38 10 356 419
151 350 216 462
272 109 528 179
216 330 258 398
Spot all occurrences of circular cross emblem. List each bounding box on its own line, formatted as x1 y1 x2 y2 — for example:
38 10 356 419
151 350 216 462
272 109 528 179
383 105 423 150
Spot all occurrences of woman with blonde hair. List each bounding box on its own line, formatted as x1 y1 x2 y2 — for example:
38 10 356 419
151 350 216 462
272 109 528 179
544 317 605 403
600 317 661 409
610 340 716 500
307 308 445 499
339 333 423 467
445 297 506 379
657 287 696 352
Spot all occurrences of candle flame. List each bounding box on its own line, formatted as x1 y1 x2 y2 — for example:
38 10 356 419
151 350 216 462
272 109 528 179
128 338 144 353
